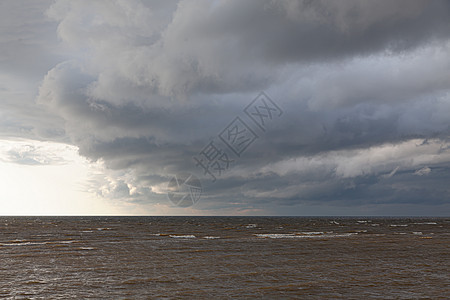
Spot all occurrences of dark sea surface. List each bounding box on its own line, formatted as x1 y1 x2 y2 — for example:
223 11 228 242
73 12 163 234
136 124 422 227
0 216 448 299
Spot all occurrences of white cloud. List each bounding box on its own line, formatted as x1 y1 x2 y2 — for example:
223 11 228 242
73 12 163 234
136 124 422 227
414 166 431 176
261 139 450 179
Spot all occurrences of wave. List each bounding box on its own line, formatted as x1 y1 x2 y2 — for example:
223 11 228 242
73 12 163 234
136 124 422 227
0 240 81 246
169 235 196 239
295 231 325 235
255 233 357 239
413 222 438 225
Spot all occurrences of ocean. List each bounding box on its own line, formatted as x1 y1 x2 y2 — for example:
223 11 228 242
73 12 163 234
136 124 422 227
0 216 448 299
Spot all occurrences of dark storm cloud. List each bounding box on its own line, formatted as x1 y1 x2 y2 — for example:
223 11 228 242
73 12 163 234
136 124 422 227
0 0 60 79
0 0 67 142
2 0 450 213
165 0 450 64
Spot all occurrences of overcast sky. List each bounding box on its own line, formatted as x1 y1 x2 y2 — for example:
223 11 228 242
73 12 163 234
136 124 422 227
1 0 450 215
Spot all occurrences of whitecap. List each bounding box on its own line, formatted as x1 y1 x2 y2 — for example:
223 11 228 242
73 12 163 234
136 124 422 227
255 233 296 239
413 222 437 225
295 231 324 235
169 235 196 239
255 233 357 239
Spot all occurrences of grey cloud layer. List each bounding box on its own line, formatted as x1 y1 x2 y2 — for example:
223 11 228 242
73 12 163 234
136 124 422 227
2 0 450 213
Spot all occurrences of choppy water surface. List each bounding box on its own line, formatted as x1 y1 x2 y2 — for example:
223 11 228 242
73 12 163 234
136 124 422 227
0 217 448 299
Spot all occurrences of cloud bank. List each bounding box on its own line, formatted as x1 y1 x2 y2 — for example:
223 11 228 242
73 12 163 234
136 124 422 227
1 0 450 214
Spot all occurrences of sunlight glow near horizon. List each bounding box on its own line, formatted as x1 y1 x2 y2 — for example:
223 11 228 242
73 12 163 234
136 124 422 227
0 139 124 215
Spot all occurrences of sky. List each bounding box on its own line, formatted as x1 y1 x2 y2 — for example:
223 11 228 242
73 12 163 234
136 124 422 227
1 0 450 216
